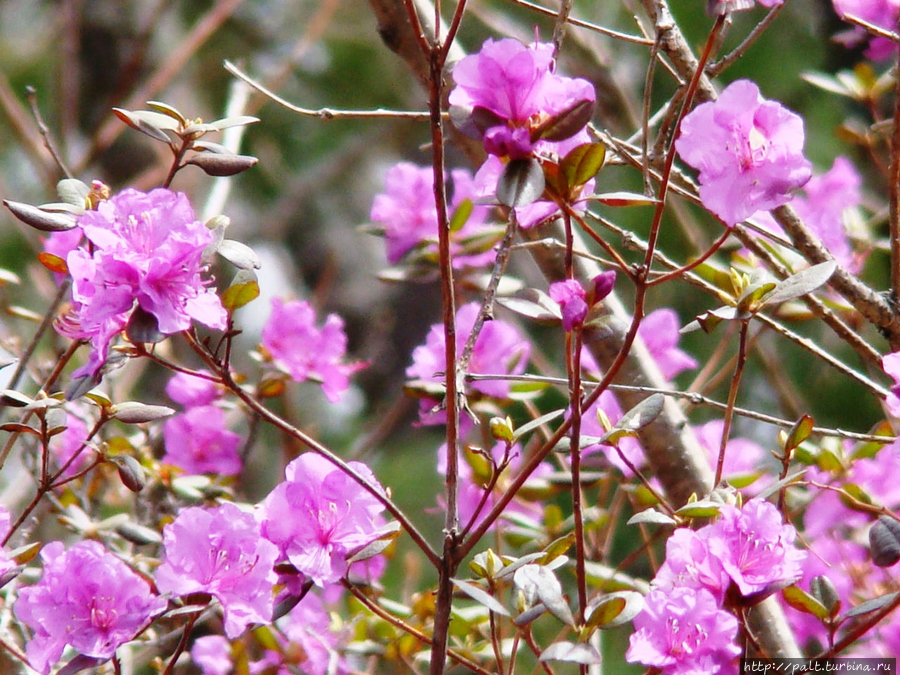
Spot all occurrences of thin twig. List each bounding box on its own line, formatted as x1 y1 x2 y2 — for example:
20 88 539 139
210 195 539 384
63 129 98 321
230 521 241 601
25 87 72 179
503 0 654 45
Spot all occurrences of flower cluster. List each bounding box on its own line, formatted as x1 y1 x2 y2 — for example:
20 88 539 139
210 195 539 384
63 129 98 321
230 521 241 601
676 80 811 227
262 298 365 403
15 541 167 674
56 188 227 381
548 271 616 332
628 500 806 674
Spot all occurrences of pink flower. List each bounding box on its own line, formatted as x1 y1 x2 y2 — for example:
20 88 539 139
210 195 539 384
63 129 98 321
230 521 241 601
162 405 243 476
833 0 900 60
675 80 811 227
60 188 227 380
156 503 279 638
262 298 365 403
449 38 595 157
693 420 768 491
14 540 166 674
369 162 496 267
626 587 740 675
706 500 806 596
407 302 530 421
638 309 698 380
260 453 388 586
252 590 349 675
165 370 220 408
549 279 588 331
191 635 233 675
653 527 731 605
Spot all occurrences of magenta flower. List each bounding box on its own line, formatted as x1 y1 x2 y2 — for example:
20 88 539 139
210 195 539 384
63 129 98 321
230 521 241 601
14 540 166 674
652 527 731 605
833 0 900 60
191 635 233 675
369 162 496 267
675 80 811 227
407 302 530 421
162 405 242 476
156 503 279 638
60 188 226 380
262 298 365 403
549 279 588 331
694 420 768 492
626 587 740 675
706 499 806 596
881 352 900 418
449 38 595 158
260 453 388 586
638 309 698 380
165 369 220 408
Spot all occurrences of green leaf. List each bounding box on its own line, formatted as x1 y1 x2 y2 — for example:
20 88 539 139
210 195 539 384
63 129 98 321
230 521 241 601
782 585 830 620
674 499 722 519
112 108 179 143
222 270 261 312
627 509 677 526
497 158 544 208
448 198 473 233
56 178 90 209
146 100 187 125
217 239 261 270
540 532 575 564
844 592 899 619
540 642 602 665
761 261 838 307
615 394 665 433
495 288 560 323
784 414 815 452
583 591 643 633
4 200 78 232
594 191 658 207
512 408 565 442
560 143 606 192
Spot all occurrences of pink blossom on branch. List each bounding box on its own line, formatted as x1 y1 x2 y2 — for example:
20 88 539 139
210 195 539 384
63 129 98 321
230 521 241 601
262 298 366 403
832 0 900 60
260 453 388 586
14 540 167 675
626 587 741 675
59 188 227 381
156 503 279 638
369 162 496 267
675 79 812 227
162 405 243 476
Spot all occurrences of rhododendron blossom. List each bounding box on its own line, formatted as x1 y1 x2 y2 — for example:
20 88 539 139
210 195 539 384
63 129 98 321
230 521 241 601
59 188 227 380
369 162 495 267
165 369 220 408
626 587 741 675
407 302 530 421
162 405 243 476
191 635 232 675
675 79 811 226
448 38 595 157
14 540 167 674
156 503 279 638
262 298 365 403
261 453 388 586
706 499 806 596
882 351 900 418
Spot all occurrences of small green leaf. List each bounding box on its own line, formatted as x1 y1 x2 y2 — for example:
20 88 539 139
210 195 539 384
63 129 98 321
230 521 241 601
560 143 606 192
674 499 722 519
222 270 260 312
146 100 187 125
782 585 830 620
495 288 560 323
56 178 90 209
512 408 565 442
627 509 677 526
540 532 575 564
594 191 658 207
584 591 643 633
785 414 815 452
449 198 473 233
112 108 178 143
4 200 78 232
217 239 261 270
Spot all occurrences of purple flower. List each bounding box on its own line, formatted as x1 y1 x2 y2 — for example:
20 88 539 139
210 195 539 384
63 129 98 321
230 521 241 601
165 370 220 408
156 503 279 638
262 298 365 403
260 453 388 586
162 405 242 476
549 279 588 331
14 540 167 674
407 302 530 421
638 309 698 380
675 80 812 227
626 587 740 675
653 527 731 605
833 0 900 60
191 635 233 675
706 499 806 596
369 162 496 267
882 352 900 418
449 38 595 157
59 188 227 380
694 420 768 493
